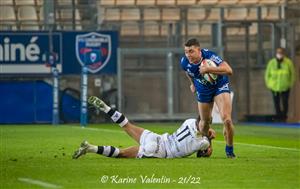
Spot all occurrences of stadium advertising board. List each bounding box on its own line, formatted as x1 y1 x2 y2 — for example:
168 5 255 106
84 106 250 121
0 31 118 74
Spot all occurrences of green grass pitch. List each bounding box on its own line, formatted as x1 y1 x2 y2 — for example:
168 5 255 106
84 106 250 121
1 123 299 189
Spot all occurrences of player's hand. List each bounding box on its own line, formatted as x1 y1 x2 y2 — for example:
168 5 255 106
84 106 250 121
199 64 209 74
190 84 195 93
208 128 216 139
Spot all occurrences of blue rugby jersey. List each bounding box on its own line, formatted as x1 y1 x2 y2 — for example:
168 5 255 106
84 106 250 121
180 48 229 87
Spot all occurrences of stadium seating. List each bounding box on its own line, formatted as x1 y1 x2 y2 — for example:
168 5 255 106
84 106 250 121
198 0 219 5
58 9 81 21
18 5 40 30
121 21 140 36
1 0 14 5
136 0 156 6
266 7 280 20
121 8 140 21
0 6 16 21
157 0 176 5
144 21 160 36
144 8 161 20
18 6 38 21
177 0 196 5
161 22 176 36
0 0 293 35
116 0 135 6
100 0 115 5
247 7 258 20
0 5 16 30
187 8 206 20
206 8 221 21
104 8 120 21
225 8 248 20
162 8 180 21
238 0 259 5
259 0 282 4
185 22 200 36
199 24 212 36
219 0 239 5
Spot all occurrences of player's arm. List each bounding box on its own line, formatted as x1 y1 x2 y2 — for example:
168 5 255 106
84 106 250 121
185 72 196 93
200 61 233 75
185 72 193 85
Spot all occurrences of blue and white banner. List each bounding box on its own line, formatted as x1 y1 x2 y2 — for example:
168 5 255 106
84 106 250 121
0 32 62 73
0 31 118 74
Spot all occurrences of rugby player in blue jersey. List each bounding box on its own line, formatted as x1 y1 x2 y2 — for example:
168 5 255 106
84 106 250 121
181 38 235 158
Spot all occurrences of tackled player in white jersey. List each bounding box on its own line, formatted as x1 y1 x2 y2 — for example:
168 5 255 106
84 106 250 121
73 96 215 159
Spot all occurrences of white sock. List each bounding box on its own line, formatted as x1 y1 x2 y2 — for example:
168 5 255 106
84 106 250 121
87 145 98 153
102 104 111 113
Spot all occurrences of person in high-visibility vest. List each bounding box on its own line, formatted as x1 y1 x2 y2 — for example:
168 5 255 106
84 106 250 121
265 47 296 122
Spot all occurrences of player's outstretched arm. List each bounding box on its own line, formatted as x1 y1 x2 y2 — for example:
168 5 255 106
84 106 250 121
185 72 196 93
200 61 233 76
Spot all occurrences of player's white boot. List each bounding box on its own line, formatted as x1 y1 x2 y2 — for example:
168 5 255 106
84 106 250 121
88 96 109 112
72 140 91 159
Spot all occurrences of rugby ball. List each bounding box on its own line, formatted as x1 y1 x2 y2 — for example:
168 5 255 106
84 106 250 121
200 59 218 84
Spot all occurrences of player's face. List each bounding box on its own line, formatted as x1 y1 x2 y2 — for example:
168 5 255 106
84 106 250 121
184 45 202 64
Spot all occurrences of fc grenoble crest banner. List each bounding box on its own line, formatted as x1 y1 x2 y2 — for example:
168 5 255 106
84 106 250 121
76 32 112 73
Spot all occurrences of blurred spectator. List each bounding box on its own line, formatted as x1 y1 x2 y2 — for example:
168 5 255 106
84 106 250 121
264 47 295 122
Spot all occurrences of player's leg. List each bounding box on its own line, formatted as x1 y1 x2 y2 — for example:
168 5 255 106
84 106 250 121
197 102 214 136
122 122 145 143
214 92 235 158
118 146 140 158
72 140 139 159
88 96 144 143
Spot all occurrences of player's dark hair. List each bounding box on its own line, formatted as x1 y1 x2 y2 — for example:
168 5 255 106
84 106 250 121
184 38 200 47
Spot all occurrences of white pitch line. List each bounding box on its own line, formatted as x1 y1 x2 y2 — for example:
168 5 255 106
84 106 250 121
69 126 122 133
214 140 300 152
69 126 300 152
18 178 62 189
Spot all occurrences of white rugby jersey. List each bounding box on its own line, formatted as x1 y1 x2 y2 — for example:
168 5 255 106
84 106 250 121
162 119 208 158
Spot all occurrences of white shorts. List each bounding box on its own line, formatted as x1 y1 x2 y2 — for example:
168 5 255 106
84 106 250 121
137 130 167 158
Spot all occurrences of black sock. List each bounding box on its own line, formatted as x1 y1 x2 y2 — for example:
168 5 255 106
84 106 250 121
97 146 120 158
107 109 128 127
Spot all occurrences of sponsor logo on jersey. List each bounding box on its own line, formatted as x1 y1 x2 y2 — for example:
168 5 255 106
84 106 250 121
210 55 222 64
195 78 210 85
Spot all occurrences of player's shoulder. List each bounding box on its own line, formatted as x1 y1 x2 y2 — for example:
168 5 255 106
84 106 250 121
201 48 213 56
201 48 217 58
180 56 189 69
182 118 197 126
201 48 223 64
180 56 189 63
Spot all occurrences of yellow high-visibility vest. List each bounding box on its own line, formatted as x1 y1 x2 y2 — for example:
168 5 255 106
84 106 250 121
264 57 295 92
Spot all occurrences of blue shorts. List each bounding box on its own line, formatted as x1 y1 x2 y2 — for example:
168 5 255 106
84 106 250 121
195 80 231 103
